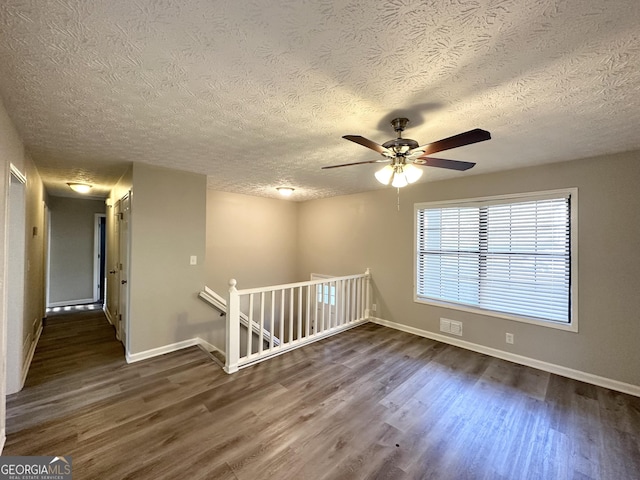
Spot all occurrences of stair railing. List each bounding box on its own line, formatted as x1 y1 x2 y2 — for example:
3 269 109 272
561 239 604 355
225 269 370 373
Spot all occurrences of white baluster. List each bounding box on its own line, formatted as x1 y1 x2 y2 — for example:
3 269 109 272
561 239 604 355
321 282 326 333
288 288 293 344
280 289 285 348
270 290 275 351
247 293 254 357
365 268 371 318
259 292 265 355
304 285 312 337
225 279 240 374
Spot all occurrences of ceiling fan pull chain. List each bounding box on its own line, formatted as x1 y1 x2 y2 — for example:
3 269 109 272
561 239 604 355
397 187 401 212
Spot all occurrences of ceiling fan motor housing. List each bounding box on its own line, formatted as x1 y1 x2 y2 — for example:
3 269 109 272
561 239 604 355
382 137 419 154
384 117 418 155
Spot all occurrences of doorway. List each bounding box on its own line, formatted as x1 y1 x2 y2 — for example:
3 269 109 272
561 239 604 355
7 165 27 394
113 194 130 351
93 214 106 304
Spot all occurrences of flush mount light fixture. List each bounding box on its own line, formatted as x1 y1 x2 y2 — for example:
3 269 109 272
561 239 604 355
374 162 423 188
67 182 92 194
276 187 295 197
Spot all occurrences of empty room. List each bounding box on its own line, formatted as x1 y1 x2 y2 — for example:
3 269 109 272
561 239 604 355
0 1 639 479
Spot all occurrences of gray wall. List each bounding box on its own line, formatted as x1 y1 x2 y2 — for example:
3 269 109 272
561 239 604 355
205 190 299 295
48 197 105 305
297 150 640 387
128 163 216 354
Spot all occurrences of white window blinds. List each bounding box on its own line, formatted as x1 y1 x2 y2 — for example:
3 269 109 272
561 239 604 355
416 193 572 324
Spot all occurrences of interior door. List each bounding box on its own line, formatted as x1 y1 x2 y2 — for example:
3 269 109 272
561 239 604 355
112 200 121 338
117 194 131 350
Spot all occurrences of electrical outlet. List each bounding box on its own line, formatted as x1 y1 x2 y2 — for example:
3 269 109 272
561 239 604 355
506 333 514 344
371 303 377 312
190 255 197 265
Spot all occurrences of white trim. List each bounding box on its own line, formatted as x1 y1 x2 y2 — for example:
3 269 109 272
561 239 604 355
20 322 43 389
9 163 27 184
199 286 280 347
0 429 5 454
413 188 574 209
198 339 226 358
370 316 640 398
47 298 95 308
93 214 106 303
125 337 225 364
44 206 51 313
103 305 115 325
414 187 578 332
235 272 367 295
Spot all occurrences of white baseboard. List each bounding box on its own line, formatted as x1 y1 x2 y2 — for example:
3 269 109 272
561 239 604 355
198 339 226 357
126 338 225 364
19 322 43 390
370 317 640 398
103 306 115 326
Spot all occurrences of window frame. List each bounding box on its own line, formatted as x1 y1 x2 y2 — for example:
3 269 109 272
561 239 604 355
414 188 578 332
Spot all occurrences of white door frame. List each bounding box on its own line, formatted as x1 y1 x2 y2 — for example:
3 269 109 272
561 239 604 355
7 164 27 394
44 204 50 311
117 193 131 353
92 213 106 303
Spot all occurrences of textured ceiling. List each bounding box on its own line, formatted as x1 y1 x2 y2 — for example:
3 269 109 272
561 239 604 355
0 0 639 201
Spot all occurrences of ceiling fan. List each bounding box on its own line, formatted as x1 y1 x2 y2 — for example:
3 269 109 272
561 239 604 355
322 118 491 188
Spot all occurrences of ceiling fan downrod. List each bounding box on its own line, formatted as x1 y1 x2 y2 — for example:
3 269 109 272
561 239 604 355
390 117 410 137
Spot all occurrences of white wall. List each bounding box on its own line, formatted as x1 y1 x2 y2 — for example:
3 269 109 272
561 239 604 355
297 150 640 388
48 196 105 305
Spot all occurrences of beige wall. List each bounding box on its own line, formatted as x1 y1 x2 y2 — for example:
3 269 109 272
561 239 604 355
298 150 640 387
128 163 216 354
205 190 299 295
0 98 48 438
0 99 24 439
23 155 46 359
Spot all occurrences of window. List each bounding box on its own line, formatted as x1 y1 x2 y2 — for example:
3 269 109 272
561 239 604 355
415 189 577 330
317 284 336 306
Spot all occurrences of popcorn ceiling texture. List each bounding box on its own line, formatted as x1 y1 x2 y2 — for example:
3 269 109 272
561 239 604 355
0 0 639 200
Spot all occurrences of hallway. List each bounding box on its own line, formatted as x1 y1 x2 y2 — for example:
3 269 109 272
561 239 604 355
3 309 222 477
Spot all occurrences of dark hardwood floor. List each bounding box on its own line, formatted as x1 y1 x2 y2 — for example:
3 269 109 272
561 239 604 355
4 310 640 479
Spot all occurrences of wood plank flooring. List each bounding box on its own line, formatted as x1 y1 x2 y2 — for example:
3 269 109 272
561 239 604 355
4 310 640 479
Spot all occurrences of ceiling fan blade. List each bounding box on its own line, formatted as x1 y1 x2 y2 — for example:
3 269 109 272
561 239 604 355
414 128 491 157
413 157 476 171
322 159 390 169
343 135 393 156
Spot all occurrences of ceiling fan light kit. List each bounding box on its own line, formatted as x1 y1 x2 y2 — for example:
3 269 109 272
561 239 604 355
323 117 491 188
375 163 423 187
